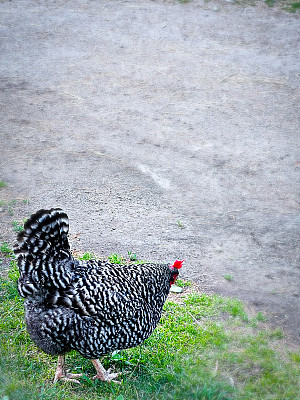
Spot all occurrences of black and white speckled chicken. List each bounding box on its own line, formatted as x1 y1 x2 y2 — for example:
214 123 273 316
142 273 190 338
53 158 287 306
14 208 183 383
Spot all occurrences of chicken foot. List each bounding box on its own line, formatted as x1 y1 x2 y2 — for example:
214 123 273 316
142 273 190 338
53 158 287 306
91 359 122 384
54 355 83 384
53 355 122 384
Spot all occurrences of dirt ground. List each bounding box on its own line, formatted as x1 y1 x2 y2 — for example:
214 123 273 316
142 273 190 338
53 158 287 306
0 0 299 344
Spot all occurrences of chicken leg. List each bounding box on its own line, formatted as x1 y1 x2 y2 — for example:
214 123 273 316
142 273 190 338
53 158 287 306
53 356 122 384
54 355 83 383
91 359 122 384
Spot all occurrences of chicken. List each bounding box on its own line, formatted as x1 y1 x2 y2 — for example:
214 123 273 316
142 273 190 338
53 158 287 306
14 208 183 383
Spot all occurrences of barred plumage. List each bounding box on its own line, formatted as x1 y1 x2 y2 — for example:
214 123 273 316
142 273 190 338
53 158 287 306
14 208 183 383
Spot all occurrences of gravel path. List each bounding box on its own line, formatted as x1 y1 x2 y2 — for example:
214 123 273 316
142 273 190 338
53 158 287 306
1 0 299 343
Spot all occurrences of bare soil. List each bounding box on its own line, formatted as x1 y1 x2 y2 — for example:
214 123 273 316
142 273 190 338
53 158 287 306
0 0 299 344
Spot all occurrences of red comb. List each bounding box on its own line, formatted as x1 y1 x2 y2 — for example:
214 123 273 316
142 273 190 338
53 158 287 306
172 259 184 269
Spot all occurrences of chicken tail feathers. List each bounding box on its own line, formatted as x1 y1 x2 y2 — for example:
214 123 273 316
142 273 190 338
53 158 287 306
14 208 72 297
14 208 70 260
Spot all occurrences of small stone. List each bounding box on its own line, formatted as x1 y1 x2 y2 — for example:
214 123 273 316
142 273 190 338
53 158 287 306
170 285 183 293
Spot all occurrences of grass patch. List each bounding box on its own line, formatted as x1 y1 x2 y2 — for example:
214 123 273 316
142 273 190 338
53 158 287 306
0 181 7 188
77 252 97 261
224 274 234 282
108 252 146 265
0 199 17 215
256 311 267 322
265 0 277 6
211 0 300 12
284 0 300 10
291 1 300 9
1 242 13 257
108 253 125 264
0 251 299 400
12 220 25 233
127 251 138 261
177 220 185 229
176 278 192 288
263 0 300 9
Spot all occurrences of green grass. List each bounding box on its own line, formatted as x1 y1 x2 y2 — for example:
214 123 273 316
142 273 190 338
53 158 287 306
291 1 300 9
224 274 234 282
0 251 299 400
177 220 185 229
256 311 267 322
263 0 300 9
206 0 300 12
284 0 300 10
1 242 13 257
77 252 97 261
0 181 7 188
127 252 138 261
176 278 192 288
108 252 144 264
0 199 17 216
265 0 277 6
108 253 125 264
12 220 25 233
